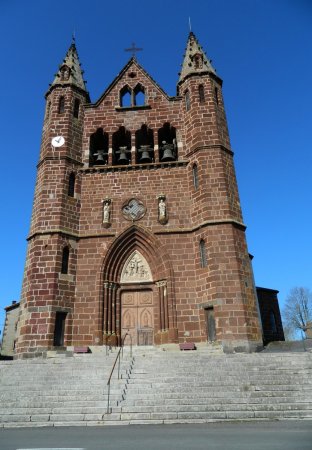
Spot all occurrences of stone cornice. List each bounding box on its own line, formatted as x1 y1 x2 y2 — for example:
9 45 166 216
37 155 84 169
154 219 246 234
185 144 234 158
27 219 246 242
80 160 188 174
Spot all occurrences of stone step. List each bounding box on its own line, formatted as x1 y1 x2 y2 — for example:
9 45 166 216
117 402 312 414
124 395 311 406
114 410 312 423
0 349 311 427
126 375 312 383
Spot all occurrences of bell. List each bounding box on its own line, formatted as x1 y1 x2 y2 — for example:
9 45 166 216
161 143 175 162
94 150 106 164
117 146 129 165
139 145 152 163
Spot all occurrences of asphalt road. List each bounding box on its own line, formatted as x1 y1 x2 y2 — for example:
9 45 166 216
0 421 311 450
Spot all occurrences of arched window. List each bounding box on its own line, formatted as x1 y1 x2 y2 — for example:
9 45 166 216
194 53 203 70
185 90 190 111
192 164 199 190
89 128 109 166
58 96 65 114
135 124 154 163
198 85 205 103
68 173 75 197
60 65 70 81
112 126 131 165
199 239 208 268
61 246 69 274
214 87 219 105
134 84 145 106
158 122 177 162
120 86 132 107
73 98 80 118
270 310 278 333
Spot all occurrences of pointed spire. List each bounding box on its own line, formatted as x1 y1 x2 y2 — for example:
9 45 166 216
50 39 87 92
178 32 217 83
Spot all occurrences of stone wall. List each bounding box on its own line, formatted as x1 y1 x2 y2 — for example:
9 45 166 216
1 302 20 357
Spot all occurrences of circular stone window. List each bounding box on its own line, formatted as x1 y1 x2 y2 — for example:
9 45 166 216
122 198 146 221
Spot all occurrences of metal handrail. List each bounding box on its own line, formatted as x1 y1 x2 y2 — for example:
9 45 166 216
106 332 132 414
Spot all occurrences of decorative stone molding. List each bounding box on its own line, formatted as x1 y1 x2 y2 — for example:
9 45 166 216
121 250 152 283
155 280 167 287
122 198 146 221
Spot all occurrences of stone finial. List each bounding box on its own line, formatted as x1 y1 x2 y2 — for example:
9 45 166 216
178 32 217 84
50 41 88 92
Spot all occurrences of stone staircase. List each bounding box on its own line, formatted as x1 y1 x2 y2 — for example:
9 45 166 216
0 347 133 428
0 346 312 427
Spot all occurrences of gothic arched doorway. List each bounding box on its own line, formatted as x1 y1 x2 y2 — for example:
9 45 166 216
100 225 178 346
120 251 154 345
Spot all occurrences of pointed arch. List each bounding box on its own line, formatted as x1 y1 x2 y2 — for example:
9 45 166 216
102 225 173 282
112 126 131 165
99 225 177 345
120 85 132 107
133 83 145 106
135 124 154 163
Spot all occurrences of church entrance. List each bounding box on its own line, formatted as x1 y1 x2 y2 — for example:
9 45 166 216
102 229 178 347
121 290 154 345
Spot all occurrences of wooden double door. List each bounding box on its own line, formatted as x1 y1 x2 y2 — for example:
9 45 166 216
121 290 154 346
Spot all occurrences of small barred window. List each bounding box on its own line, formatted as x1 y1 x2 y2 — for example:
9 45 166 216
193 164 199 190
185 90 190 111
198 85 205 103
73 98 80 118
61 247 69 274
214 87 219 105
199 239 208 268
58 96 65 114
68 173 75 197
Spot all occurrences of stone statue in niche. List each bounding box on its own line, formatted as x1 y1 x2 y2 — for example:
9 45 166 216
102 198 112 228
157 194 168 225
159 198 166 217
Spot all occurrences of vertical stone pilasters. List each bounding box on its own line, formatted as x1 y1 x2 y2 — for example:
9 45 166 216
103 282 118 345
156 280 168 331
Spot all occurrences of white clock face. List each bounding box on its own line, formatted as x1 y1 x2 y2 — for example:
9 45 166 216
51 136 65 147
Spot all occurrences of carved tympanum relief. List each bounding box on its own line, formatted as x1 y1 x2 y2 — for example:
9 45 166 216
121 251 152 283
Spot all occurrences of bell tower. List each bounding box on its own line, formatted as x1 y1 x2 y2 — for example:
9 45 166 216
16 40 90 357
178 32 262 352
15 32 263 358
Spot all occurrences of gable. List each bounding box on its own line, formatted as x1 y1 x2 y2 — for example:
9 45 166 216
89 58 175 108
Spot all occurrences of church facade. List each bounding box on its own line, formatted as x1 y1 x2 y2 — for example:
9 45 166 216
15 33 264 358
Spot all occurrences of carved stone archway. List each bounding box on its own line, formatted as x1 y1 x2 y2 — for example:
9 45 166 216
99 225 177 346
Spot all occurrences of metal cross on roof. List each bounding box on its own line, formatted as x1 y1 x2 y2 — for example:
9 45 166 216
125 42 143 57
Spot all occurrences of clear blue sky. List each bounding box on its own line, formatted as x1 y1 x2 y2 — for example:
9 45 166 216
0 0 311 331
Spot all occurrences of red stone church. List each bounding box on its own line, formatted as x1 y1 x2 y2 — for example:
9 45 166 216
15 33 283 358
